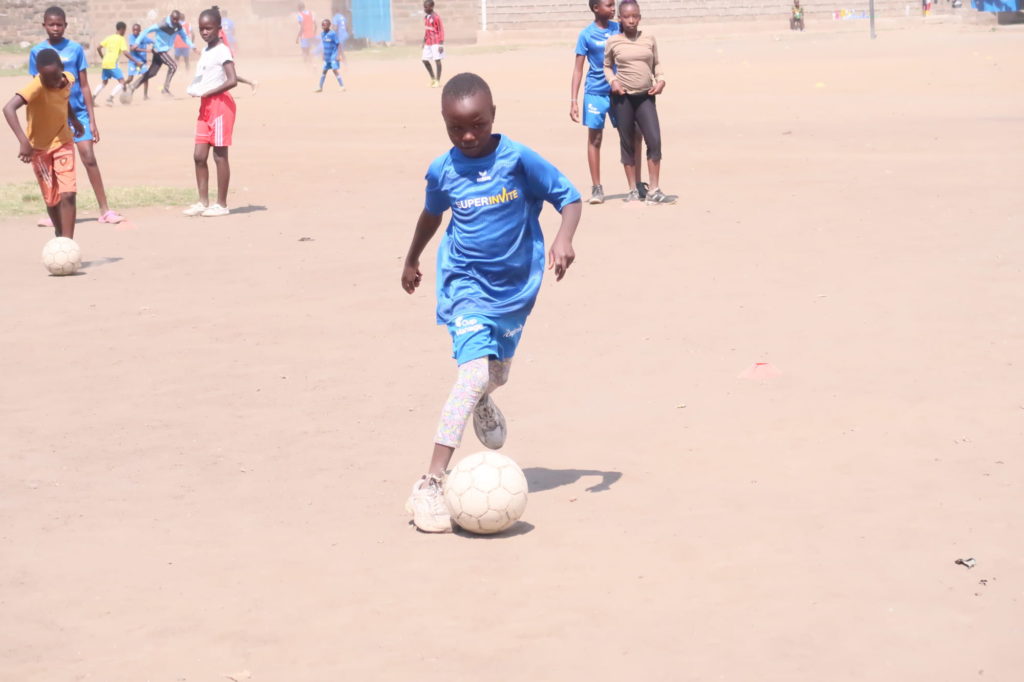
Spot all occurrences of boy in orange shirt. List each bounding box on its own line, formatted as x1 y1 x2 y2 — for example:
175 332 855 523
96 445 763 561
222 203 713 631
3 48 84 238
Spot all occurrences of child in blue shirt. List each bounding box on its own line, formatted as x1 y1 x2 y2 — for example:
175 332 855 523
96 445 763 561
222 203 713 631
570 0 645 204
401 72 582 533
125 24 153 99
315 19 344 92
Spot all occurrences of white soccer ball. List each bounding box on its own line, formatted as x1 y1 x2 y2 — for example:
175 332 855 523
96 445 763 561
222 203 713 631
444 451 528 534
41 237 81 275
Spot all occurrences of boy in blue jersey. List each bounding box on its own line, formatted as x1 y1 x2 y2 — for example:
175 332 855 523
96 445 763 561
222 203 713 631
314 18 345 92
128 11 194 97
30 6 125 224
401 72 583 533
125 24 153 100
570 0 645 204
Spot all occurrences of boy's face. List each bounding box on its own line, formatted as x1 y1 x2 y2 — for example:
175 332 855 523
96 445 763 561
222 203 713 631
38 63 64 89
442 91 496 158
322 19 331 31
132 24 141 36
42 14 67 42
618 4 641 30
424 1 434 14
198 15 219 43
117 26 125 35
593 0 616 22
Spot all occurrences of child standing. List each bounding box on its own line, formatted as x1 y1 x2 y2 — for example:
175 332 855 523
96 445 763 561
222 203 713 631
421 0 445 88
183 7 237 218
94 22 143 105
125 23 153 100
570 0 645 204
173 13 193 70
401 73 582 533
29 6 125 225
314 18 345 92
604 0 675 204
295 2 316 61
3 49 84 238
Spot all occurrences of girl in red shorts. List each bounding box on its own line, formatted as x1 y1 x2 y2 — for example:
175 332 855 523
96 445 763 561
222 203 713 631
184 6 237 218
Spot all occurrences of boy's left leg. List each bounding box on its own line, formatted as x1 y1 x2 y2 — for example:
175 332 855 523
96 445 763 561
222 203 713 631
434 59 442 82
74 118 124 224
211 147 230 209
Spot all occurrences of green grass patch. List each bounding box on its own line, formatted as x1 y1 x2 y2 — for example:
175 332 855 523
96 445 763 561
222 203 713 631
0 44 29 54
0 181 194 216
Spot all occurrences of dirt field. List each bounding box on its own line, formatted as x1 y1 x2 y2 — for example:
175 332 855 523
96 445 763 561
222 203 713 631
2 22 1023 682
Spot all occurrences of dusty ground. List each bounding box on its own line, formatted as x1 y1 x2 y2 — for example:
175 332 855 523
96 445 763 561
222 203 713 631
2 21 1023 682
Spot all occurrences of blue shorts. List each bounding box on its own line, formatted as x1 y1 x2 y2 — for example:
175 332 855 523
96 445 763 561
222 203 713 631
101 67 124 81
447 312 527 365
300 37 313 49
583 93 617 130
72 108 92 143
128 61 146 76
323 59 340 71
174 46 190 58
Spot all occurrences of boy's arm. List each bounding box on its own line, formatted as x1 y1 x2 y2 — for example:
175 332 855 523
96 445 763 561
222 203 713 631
177 26 195 49
570 54 586 122
402 209 444 294
604 41 624 95
3 95 32 163
548 200 582 282
648 37 665 95
97 44 105 60
437 14 445 52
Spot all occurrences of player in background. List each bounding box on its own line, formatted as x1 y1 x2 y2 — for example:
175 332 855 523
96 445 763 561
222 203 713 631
421 0 444 88
125 23 153 100
570 0 646 204
29 6 125 225
94 22 143 105
214 7 257 93
296 2 316 61
173 13 194 70
604 0 675 204
4 49 84 238
129 11 195 97
314 18 345 92
331 2 349 65
183 6 238 218
400 73 582 533
221 9 237 51
790 0 805 30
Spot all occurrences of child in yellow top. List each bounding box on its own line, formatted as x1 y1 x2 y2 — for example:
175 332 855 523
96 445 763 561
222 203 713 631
94 21 143 105
3 48 84 238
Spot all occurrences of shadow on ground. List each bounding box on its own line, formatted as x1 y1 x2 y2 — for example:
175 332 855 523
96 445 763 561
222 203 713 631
230 205 268 215
453 521 535 539
523 467 622 493
81 256 123 269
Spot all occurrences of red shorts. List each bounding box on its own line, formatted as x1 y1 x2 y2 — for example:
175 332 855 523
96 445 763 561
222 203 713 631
32 142 77 207
195 92 236 147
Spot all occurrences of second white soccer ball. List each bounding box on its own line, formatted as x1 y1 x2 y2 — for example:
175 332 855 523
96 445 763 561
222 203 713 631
444 451 528 534
41 237 81 276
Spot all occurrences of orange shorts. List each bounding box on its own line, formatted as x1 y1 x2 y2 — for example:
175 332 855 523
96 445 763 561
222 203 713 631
32 142 77 207
195 92 236 147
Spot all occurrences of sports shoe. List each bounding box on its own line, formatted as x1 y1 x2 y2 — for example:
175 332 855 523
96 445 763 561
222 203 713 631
645 188 677 205
98 210 125 224
637 181 649 200
105 96 114 106
314 88 323 93
588 185 604 205
201 204 230 217
430 79 440 88
182 202 207 216
407 474 452 533
473 394 507 450
623 188 641 203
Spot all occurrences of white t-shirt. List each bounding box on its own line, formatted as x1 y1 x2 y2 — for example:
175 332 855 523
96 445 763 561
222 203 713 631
187 42 233 97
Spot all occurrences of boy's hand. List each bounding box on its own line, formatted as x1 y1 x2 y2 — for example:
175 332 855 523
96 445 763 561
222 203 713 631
88 120 98 142
401 260 423 294
547 236 575 282
648 80 666 96
17 140 33 163
72 118 85 139
439 45 444 54
610 80 626 96
569 100 580 123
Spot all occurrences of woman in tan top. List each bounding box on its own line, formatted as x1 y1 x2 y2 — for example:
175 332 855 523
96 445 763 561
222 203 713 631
603 0 674 204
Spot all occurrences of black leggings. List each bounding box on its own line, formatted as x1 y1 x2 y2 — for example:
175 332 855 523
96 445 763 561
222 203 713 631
135 51 177 91
612 93 662 165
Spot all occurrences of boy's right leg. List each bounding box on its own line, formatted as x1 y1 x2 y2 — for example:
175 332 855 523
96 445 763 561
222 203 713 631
422 59 435 81
192 143 211 206
131 58 161 93
56 192 76 239
160 53 179 93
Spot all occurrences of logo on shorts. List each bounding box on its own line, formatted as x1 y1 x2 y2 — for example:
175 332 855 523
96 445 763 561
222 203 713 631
502 324 523 339
587 102 601 116
454 316 485 336
476 170 492 182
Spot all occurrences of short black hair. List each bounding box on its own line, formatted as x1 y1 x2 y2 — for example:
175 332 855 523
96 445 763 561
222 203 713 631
116 21 126 30
441 72 493 104
36 48 63 69
43 6 66 20
199 6 222 25
619 0 639 7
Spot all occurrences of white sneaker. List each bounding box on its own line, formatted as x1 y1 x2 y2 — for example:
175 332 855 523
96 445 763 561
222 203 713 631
407 474 452 533
473 394 507 450
201 204 230 217
182 202 207 216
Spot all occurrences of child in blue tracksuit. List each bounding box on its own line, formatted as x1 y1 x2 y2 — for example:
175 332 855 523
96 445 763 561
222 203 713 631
129 11 193 96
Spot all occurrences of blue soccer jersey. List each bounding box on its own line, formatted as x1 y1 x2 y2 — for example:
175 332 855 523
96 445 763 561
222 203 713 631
424 135 581 323
320 30 340 60
575 21 620 96
29 38 88 113
130 33 152 63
